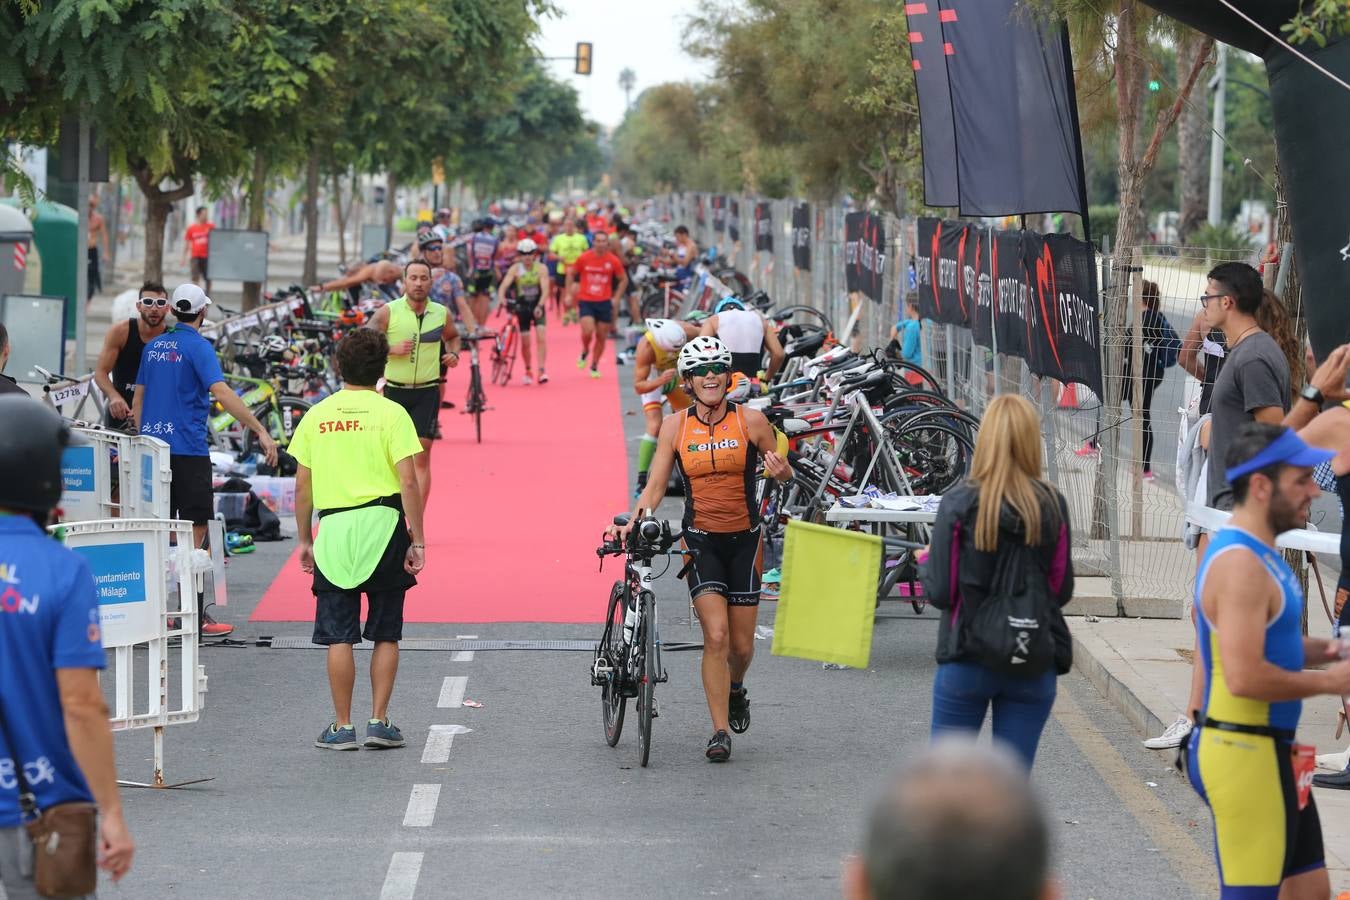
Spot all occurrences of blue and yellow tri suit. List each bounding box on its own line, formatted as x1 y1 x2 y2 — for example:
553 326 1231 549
1185 526 1324 897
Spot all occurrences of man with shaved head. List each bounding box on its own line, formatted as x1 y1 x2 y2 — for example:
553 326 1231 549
845 738 1057 900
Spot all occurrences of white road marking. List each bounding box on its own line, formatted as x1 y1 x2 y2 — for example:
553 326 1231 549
438 676 467 708
403 784 441 827
451 650 475 662
421 724 473 764
380 852 423 900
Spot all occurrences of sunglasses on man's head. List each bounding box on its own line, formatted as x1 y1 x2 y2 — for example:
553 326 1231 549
139 296 169 307
687 363 730 377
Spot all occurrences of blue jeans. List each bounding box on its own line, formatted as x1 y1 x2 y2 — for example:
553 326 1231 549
930 661 1057 769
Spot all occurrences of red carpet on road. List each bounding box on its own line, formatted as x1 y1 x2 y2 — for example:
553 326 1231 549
251 317 630 624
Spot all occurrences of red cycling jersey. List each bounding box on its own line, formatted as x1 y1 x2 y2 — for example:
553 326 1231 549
572 249 624 301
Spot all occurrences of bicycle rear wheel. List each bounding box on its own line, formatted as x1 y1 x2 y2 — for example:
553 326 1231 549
502 324 518 384
491 333 509 386
636 592 655 768
599 582 627 747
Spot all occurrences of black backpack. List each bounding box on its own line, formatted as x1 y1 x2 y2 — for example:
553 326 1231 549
961 538 1057 676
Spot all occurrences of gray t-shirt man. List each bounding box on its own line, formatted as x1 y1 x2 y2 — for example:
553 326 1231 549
1207 331 1290 508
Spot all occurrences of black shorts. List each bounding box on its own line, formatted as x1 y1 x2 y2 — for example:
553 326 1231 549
469 270 494 295
313 590 406 644
384 386 438 439
682 527 762 606
577 300 613 324
513 300 545 332
169 454 214 525
552 270 567 288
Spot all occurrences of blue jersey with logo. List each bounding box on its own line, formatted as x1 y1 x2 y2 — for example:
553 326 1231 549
0 516 106 828
135 322 224 456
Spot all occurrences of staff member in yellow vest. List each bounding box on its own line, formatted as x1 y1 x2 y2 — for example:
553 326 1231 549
291 328 427 751
367 259 460 511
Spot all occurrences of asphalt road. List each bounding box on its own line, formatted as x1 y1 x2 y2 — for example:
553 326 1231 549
72 356 1225 900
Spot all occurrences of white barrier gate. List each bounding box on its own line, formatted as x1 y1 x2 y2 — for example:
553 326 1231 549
58 517 212 788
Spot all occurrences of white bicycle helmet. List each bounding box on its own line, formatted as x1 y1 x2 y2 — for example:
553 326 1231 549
261 335 289 355
645 318 688 352
677 335 732 376
517 238 538 254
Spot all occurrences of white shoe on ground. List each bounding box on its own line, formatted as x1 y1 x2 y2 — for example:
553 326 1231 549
1142 714 1193 750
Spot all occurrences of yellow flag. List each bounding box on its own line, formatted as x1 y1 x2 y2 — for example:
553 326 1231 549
771 520 881 669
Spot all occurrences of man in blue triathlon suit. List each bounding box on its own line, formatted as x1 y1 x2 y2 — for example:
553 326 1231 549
1184 422 1350 899
466 219 499 327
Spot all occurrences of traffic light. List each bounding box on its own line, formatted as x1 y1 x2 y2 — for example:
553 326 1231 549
575 42 592 76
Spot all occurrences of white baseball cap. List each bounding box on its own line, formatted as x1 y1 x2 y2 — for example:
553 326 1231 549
172 283 212 315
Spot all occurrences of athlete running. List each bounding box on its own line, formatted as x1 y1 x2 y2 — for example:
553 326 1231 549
699 296 785 401
1183 422 1350 899
466 219 500 326
549 217 589 324
631 317 698 496
607 335 793 762
367 260 461 511
496 238 550 385
566 231 628 379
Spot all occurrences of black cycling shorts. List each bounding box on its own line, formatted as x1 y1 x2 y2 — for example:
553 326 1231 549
513 300 545 332
169 454 214 525
384 385 439 440
313 589 406 644
469 269 495 296
681 527 762 606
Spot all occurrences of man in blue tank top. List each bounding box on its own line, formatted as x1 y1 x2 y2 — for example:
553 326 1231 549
1185 422 1350 899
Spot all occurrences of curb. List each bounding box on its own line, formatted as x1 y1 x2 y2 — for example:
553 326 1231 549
1070 621 1180 740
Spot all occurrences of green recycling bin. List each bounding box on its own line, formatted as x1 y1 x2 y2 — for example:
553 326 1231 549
2 199 78 338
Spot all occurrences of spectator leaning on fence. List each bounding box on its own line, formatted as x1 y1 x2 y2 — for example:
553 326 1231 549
844 737 1057 900
919 394 1074 770
0 397 135 897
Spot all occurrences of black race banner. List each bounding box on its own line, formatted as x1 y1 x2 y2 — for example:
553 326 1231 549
754 202 773 252
914 217 1101 394
712 195 726 233
728 199 740 242
791 203 811 271
844 212 886 303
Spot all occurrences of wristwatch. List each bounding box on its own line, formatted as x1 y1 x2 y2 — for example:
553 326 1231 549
1300 384 1325 406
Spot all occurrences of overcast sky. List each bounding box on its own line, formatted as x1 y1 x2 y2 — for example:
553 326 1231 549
536 0 714 129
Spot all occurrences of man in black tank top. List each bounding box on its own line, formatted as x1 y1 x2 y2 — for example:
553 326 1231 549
94 281 169 426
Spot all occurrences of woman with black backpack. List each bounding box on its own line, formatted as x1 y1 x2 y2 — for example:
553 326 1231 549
920 394 1075 769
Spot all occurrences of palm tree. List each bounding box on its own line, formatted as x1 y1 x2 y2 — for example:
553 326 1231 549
618 67 636 111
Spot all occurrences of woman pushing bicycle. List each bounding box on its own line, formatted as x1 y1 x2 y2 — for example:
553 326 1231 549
607 335 792 762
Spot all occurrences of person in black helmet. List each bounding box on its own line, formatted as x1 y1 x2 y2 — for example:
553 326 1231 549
0 397 135 896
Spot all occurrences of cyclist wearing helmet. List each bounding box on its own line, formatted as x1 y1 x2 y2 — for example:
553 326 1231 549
607 335 793 763
432 208 453 241
548 217 590 324
700 296 785 402
631 317 699 495
466 219 499 326
496 238 550 385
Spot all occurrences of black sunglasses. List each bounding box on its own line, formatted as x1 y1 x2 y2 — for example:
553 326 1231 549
687 363 730 377
139 296 169 307
422 243 444 252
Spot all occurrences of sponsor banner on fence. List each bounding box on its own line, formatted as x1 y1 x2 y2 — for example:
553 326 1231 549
792 203 811 271
914 217 1101 394
74 541 155 646
754 202 773 252
844 212 887 303
712 195 726 233
728 199 740 242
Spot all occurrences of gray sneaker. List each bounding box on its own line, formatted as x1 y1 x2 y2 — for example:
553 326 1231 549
315 723 359 751
364 718 406 749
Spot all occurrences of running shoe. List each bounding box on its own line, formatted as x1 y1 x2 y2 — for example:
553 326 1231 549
634 471 649 498
201 612 234 638
1075 441 1100 458
761 567 782 585
539 372 549 384
315 723 359 751
440 400 456 409
728 688 750 734
522 373 534 386
705 730 732 762
590 368 601 379
1143 470 1156 482
364 718 406 749
577 354 587 369
1142 715 1192 749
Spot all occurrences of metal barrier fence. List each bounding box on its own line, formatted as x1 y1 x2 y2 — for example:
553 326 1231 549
663 193 1289 617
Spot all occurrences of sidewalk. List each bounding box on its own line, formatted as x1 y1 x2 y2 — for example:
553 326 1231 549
1072 613 1350 892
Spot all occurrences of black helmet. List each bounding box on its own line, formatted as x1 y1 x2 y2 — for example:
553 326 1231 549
0 396 80 513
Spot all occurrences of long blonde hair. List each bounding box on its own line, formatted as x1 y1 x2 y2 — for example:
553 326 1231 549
968 395 1055 551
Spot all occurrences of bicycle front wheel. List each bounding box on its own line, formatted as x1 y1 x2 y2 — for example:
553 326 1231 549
600 582 627 747
636 592 655 768
470 366 484 443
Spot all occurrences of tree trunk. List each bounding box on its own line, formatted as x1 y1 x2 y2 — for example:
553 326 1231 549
1176 30 1210 246
383 171 396 239
303 151 321 286
130 159 194 284
331 171 348 266
242 152 268 310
